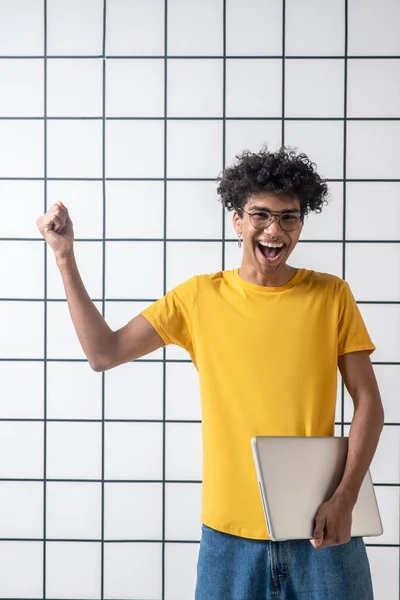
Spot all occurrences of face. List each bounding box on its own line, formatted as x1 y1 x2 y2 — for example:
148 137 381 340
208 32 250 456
232 192 304 277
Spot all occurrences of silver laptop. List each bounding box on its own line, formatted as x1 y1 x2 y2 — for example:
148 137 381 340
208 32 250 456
251 436 383 541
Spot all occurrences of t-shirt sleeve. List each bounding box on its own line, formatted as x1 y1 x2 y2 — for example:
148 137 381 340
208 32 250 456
337 281 376 356
140 276 198 356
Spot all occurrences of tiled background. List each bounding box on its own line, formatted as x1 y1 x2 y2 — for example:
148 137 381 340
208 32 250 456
0 0 399 598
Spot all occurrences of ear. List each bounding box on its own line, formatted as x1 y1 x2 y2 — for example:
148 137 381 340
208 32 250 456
232 211 242 235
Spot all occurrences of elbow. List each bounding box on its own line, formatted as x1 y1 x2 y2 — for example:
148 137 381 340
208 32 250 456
88 337 117 372
90 362 106 373
89 356 112 372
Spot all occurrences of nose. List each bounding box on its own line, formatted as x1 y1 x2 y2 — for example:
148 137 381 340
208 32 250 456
263 216 281 237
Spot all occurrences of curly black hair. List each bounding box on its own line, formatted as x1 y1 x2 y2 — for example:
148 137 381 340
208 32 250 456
217 146 329 216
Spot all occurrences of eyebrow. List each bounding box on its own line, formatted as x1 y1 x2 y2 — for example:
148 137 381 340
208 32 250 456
248 206 301 214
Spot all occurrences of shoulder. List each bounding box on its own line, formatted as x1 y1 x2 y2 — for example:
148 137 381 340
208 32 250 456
302 269 347 293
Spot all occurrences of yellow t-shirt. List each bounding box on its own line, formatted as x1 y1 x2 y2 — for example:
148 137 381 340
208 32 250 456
141 268 375 540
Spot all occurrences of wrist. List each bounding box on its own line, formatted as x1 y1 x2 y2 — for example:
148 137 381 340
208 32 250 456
332 485 358 510
55 250 75 268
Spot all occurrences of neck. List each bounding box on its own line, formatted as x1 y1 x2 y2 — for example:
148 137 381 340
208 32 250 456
238 263 297 287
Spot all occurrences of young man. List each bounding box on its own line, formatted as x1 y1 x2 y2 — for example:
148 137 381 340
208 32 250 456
37 147 383 599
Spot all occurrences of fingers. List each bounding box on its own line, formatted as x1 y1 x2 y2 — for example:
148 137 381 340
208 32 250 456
37 203 68 235
52 215 63 233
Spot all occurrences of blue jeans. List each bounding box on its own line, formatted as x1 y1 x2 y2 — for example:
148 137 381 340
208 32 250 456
195 524 373 600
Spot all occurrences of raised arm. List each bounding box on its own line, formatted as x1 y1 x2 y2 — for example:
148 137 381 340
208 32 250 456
37 202 164 372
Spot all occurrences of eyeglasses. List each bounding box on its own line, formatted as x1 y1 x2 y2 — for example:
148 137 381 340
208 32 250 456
241 209 303 232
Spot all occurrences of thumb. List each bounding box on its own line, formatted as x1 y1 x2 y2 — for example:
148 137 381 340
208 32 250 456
311 517 326 548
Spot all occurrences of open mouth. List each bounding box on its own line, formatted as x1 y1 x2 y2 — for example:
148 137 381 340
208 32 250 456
257 242 286 262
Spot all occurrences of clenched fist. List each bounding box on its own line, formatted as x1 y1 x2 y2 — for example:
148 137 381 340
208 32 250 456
36 202 74 260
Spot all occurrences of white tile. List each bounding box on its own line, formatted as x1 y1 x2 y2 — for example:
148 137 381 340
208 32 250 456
0 181 44 238
346 182 400 241
360 304 400 362
370 425 400 484
342 382 356 422
165 543 199 600
346 244 400 301
106 181 164 239
104 301 164 362
47 362 102 420
106 0 165 56
301 182 343 240
47 120 102 179
225 120 282 167
0 0 43 55
104 422 163 480
348 60 400 118
369 486 399 545
285 121 344 180
285 59 344 118
336 373 353 423
285 0 345 56
105 362 163 420
47 181 103 239
0 482 43 538
165 483 202 540
289 242 343 277
0 302 43 359
168 59 223 118
373 365 400 423
0 120 43 178
47 241 103 299
334 423 342 437
224 239 243 271
348 0 400 55
104 542 162 600
46 422 102 480
347 122 400 179
106 59 164 117
0 541 42 598
0 59 43 116
47 301 102 360
166 241 222 291
47 59 103 117
104 482 162 540
165 345 193 361
165 423 202 481
0 422 43 478
46 542 101 599
106 120 164 178
224 209 239 240
105 241 163 298
47 0 103 55
167 181 221 239
367 547 399 600
226 59 282 117
46 482 102 539
0 362 43 419
167 120 222 179
166 362 201 421
167 0 223 56
0 241 43 298
226 0 282 55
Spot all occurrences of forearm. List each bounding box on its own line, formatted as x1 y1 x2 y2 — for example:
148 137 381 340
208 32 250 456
57 252 115 370
334 394 384 506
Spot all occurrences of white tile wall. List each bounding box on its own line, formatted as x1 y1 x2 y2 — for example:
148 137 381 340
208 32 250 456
0 1 398 599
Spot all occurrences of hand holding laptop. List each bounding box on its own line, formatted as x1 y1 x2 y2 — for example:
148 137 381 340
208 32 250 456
310 494 353 549
251 436 383 544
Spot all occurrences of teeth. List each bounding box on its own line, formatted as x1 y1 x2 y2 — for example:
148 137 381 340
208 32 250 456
259 241 284 248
